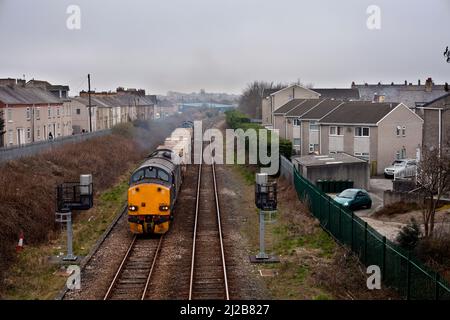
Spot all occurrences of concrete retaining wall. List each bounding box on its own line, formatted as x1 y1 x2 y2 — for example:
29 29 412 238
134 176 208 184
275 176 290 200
383 190 424 206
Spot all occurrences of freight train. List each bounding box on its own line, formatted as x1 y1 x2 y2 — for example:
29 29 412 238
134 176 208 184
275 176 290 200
127 121 193 234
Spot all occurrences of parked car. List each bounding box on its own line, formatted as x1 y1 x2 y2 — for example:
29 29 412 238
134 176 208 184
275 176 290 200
384 159 417 179
333 189 372 210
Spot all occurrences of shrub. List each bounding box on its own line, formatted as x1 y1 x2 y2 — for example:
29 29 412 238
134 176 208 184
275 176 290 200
225 109 293 163
415 232 450 274
395 218 421 250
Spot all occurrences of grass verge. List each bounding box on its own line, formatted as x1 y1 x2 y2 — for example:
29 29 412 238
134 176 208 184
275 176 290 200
1 172 131 300
234 165 399 300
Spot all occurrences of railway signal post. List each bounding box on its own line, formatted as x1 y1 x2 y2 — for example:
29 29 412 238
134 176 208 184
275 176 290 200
55 174 94 263
250 173 280 263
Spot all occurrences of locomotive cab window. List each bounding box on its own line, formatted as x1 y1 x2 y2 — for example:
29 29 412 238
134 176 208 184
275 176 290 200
157 169 170 182
131 166 171 184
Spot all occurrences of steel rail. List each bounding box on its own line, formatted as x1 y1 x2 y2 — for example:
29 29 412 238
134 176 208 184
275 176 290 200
103 235 137 300
188 136 229 300
212 159 230 300
140 235 164 300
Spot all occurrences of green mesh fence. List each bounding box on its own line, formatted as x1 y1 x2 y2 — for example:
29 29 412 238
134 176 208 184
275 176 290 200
293 168 450 300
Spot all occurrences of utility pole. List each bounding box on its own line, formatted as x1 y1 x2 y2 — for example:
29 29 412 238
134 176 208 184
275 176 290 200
88 74 93 132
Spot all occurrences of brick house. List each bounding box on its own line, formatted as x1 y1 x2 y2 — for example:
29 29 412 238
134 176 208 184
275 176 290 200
262 85 360 127
0 79 71 147
261 85 320 127
354 78 449 110
418 93 450 154
319 102 423 175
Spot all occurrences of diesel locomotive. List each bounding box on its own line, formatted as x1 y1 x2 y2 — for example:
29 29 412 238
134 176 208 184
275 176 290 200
127 124 193 234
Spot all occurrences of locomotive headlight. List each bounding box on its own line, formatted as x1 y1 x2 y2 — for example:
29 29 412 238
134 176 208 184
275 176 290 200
159 204 169 211
129 205 138 212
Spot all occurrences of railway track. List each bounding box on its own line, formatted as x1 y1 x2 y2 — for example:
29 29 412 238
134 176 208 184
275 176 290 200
189 151 229 300
103 235 163 300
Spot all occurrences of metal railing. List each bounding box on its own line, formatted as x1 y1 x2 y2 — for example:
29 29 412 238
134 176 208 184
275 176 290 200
293 167 450 300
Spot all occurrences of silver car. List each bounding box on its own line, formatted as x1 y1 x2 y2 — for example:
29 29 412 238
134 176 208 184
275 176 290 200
384 159 417 179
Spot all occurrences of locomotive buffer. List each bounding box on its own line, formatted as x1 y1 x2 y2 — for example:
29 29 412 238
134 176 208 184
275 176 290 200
55 174 93 261
250 173 279 263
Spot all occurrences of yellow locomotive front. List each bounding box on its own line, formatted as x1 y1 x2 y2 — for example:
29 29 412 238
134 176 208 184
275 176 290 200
127 152 181 234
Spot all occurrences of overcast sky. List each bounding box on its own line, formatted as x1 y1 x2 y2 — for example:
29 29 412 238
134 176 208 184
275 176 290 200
0 0 449 95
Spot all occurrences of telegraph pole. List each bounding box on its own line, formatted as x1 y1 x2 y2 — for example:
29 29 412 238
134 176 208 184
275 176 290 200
87 74 92 132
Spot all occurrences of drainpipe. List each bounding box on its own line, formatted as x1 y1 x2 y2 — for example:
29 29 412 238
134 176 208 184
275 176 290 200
300 121 303 155
32 104 35 143
439 108 442 157
271 96 274 125
319 124 322 154
285 118 287 138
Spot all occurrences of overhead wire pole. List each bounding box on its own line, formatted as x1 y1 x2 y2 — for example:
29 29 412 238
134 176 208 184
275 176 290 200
88 74 92 132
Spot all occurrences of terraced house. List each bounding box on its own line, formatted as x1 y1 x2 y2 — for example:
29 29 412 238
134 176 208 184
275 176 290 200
261 84 359 127
0 78 72 147
418 93 450 154
318 102 423 175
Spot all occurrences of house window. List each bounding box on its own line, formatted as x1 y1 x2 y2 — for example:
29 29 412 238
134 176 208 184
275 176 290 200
354 152 370 161
309 144 319 153
329 126 343 136
293 138 301 146
57 107 60 117
37 127 40 138
26 128 31 140
396 126 401 136
402 126 406 136
309 121 319 131
7 109 12 121
76 109 81 115
48 107 51 118
355 127 369 137
36 108 40 119
26 107 31 120
293 119 301 127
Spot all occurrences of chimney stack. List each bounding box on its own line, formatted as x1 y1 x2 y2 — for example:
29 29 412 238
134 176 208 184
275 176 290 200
404 80 408 85
445 82 449 92
418 79 421 86
0 78 17 86
425 77 433 92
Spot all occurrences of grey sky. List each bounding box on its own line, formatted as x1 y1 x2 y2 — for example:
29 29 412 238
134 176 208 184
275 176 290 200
0 0 449 95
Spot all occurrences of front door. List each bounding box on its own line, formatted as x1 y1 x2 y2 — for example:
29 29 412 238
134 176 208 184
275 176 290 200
17 128 25 146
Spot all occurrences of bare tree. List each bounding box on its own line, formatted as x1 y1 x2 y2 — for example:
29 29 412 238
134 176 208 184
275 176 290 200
0 110 5 147
238 81 284 119
416 146 450 237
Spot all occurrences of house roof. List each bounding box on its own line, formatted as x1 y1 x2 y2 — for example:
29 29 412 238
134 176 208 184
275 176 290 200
0 85 62 104
285 99 325 117
420 93 450 109
293 153 366 167
74 94 156 108
273 99 305 115
269 84 320 97
312 88 360 100
300 99 344 120
354 83 449 108
319 101 399 125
